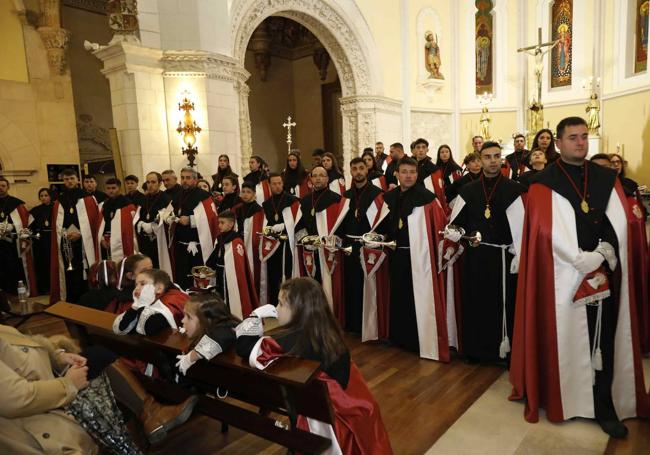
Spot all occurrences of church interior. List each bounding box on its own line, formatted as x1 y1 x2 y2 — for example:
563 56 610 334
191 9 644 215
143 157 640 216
0 0 649 454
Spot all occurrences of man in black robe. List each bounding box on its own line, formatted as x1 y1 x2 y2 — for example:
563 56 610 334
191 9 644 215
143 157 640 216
503 133 529 180
445 152 482 204
261 173 298 305
0 178 29 294
445 141 525 364
165 168 216 290
124 174 146 206
99 178 133 260
384 142 405 189
340 158 382 333
374 141 389 171
517 148 547 190
411 138 438 185
83 174 107 204
162 170 182 200
29 188 53 294
135 172 171 268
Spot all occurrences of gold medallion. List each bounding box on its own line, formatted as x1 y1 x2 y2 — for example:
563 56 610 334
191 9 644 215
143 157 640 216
355 209 359 218
484 206 491 219
398 218 404 229
580 199 589 213
178 208 182 216
69 207 74 214
146 213 150 221
311 208 315 216
44 220 49 227
274 214 279 222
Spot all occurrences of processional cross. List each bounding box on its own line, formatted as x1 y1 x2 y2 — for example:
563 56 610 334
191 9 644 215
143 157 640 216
282 115 297 153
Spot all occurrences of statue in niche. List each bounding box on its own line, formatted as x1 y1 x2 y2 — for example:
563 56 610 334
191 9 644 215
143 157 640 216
424 31 444 79
585 93 601 136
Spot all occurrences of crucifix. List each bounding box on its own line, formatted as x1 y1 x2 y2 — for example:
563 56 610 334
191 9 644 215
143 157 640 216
282 115 297 153
518 27 559 139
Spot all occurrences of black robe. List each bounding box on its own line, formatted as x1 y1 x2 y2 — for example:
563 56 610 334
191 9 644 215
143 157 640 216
0 195 27 294
445 171 480 203
243 170 264 185
340 183 382 333
171 187 212 289
211 171 238 193
85 190 107 204
234 200 263 234
535 160 621 421
135 191 171 268
452 175 524 362
384 159 399 187
375 152 389 171
378 185 436 353
282 169 308 196
126 190 146 207
261 192 298 305
100 195 131 260
296 188 341 284
416 157 438 185
56 188 93 302
217 193 241 214
517 169 542 191
206 230 241 303
504 150 528 180
439 161 463 186
164 183 182 201
29 203 53 294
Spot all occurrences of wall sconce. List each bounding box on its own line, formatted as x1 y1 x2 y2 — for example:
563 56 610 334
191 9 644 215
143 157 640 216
176 94 202 167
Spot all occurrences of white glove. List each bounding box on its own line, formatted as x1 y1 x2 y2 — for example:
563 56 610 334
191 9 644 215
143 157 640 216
131 283 156 309
2 223 14 233
142 222 154 235
443 226 463 243
595 241 617 271
235 317 264 338
271 223 285 234
187 241 199 256
572 250 605 274
164 214 177 225
507 244 516 256
194 335 223 360
295 228 308 243
175 352 196 375
252 304 278 319
510 255 520 274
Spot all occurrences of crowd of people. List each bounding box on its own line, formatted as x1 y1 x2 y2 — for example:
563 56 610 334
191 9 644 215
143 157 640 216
1 115 649 452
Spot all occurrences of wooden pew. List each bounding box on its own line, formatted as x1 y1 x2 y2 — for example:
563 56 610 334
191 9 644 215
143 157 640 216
46 302 335 454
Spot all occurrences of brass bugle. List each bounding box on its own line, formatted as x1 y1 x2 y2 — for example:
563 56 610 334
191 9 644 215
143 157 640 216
257 226 288 241
439 225 482 248
361 232 397 250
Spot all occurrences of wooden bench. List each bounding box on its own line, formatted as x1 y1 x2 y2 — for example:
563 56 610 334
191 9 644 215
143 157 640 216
46 302 335 454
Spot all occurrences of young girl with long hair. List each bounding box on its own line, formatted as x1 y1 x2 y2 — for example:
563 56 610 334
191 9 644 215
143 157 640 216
282 151 310 197
321 152 346 195
236 278 393 454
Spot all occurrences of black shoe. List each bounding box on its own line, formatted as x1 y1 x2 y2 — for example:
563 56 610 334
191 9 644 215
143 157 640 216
597 419 628 439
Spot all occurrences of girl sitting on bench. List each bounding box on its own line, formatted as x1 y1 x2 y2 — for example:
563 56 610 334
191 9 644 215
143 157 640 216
235 277 393 455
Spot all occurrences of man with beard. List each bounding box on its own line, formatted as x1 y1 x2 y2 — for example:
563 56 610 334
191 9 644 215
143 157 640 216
384 142 405 189
163 168 218 290
374 141 390 172
82 174 107 204
339 158 383 334
98 178 137 263
134 172 171 269
502 134 529 180
50 169 100 303
260 173 301 306
0 178 37 295
162 170 182 200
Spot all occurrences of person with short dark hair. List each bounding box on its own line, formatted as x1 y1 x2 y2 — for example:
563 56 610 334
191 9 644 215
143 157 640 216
216 175 240 213
510 116 650 438
260 173 301 306
384 142 405 188
205 210 259 319
235 277 392 455
374 141 390 172
310 148 325 169
28 188 54 294
503 134 529 180
590 153 612 168
163 168 219 290
411 138 449 213
443 141 525 363
0 178 37 295
135 172 171 268
124 174 146 206
232 182 265 298
82 174 107 204
517 148 547 191
98 178 137 263
471 135 484 153
376 157 449 360
50 170 100 304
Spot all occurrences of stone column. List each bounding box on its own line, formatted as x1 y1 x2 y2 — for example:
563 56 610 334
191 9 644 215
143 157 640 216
92 41 171 177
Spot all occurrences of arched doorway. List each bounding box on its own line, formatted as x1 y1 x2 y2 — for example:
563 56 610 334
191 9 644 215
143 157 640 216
230 0 384 173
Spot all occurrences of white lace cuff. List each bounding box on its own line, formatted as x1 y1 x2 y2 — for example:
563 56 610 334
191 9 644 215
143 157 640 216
195 335 223 360
235 317 264 338
135 300 178 335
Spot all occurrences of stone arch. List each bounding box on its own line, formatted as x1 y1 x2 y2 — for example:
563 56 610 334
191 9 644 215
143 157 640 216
230 0 387 170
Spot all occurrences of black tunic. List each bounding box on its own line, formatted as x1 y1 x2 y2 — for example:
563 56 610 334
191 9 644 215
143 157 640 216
0 195 27 294
85 190 107 204
211 171 238 193
261 192 298 305
378 185 436 353
534 160 620 422
217 193 241 214
29 203 53 294
282 169 308 196
243 170 264 185
164 183 182 201
445 171 480 202
136 191 171 268
504 150 528 180
384 159 399 187
206 230 241 306
340 183 382 333
439 161 463 186
171 187 212 289
452 175 523 362
100 195 132 260
126 190 146 207
517 169 541 191
416 157 438 185
375 152 389 171
56 188 93 302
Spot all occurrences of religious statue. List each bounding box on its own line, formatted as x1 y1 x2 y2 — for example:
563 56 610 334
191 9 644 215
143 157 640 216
478 106 491 140
425 31 444 80
585 92 601 136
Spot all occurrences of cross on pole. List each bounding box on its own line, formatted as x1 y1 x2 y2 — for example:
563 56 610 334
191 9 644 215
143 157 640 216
282 115 297 153
517 27 559 103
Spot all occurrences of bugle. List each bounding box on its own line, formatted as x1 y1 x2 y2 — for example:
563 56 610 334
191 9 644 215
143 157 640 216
439 225 482 247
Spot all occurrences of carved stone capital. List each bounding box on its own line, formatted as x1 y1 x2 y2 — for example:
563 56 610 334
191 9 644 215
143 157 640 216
162 50 251 84
36 26 71 75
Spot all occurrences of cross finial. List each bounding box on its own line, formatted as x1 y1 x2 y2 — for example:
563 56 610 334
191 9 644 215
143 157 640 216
283 115 297 153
